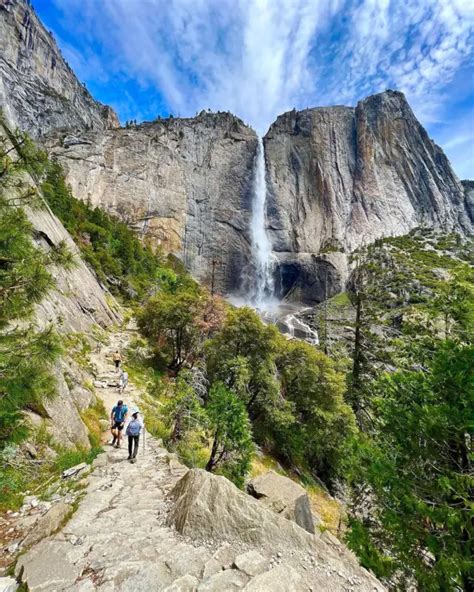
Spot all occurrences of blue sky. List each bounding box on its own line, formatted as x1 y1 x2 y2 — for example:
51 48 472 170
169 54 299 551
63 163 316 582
33 0 473 178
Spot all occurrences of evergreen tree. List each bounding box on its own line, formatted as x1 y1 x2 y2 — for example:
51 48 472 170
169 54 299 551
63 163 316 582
0 129 67 446
345 232 474 590
205 382 254 486
347 341 473 590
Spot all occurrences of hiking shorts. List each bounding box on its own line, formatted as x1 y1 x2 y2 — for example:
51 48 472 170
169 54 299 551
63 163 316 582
112 421 125 431
114 360 120 368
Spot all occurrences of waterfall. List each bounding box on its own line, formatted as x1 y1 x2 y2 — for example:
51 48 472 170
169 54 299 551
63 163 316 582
250 137 274 308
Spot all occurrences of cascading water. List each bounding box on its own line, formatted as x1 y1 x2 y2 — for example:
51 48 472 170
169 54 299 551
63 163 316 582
250 137 274 308
239 136 319 346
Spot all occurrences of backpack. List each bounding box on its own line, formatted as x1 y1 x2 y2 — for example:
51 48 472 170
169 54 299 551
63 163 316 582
127 420 141 436
113 405 128 422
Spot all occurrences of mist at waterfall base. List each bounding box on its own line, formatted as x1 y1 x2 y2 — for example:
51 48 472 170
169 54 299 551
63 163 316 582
229 137 319 346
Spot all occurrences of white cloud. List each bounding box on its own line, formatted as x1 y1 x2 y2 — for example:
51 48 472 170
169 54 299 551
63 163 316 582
52 0 343 133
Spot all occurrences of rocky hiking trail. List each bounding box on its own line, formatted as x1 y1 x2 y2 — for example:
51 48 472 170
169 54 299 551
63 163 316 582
9 327 385 592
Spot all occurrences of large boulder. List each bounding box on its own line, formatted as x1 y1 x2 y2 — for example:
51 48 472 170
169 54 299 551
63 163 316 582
247 471 315 533
167 469 314 552
243 565 302 592
167 470 386 591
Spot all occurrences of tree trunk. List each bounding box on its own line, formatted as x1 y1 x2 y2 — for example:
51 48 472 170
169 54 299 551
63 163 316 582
206 434 219 472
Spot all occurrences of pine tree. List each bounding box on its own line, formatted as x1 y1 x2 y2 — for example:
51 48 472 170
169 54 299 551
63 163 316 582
205 382 254 487
345 233 474 590
347 340 473 590
0 128 67 446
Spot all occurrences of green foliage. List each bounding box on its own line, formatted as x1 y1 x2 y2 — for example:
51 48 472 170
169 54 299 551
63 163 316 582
344 230 474 588
0 452 29 510
53 445 101 473
0 129 63 447
0 206 54 325
276 340 357 482
42 159 175 299
206 307 281 420
348 341 473 590
205 307 355 484
205 382 254 487
136 301 357 487
80 397 107 448
347 231 473 423
137 280 204 370
0 436 101 511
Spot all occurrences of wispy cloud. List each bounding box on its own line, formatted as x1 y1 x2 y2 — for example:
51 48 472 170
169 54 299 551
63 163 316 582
51 0 342 133
47 0 474 173
326 0 474 123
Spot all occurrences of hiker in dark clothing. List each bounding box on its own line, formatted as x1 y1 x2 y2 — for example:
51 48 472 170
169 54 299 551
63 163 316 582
110 399 128 448
126 411 143 463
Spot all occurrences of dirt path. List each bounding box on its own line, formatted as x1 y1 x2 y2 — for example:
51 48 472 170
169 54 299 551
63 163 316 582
91 324 142 426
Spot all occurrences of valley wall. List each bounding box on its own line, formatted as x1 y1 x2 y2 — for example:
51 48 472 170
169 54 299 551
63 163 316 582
0 0 119 136
264 91 472 301
1 119 120 450
44 114 258 292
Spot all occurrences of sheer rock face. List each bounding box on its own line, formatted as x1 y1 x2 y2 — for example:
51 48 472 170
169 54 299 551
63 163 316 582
45 114 258 291
0 0 119 137
264 91 472 302
46 92 471 303
462 180 474 223
24 188 120 450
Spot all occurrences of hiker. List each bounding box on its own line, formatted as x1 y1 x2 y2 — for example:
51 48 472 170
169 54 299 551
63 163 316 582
126 410 143 463
112 350 122 373
110 399 128 448
118 369 129 394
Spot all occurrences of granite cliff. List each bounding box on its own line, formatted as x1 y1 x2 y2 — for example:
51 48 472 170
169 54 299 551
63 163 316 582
1 0 470 305
45 91 471 303
264 91 472 301
0 0 119 136
0 118 120 451
44 114 258 292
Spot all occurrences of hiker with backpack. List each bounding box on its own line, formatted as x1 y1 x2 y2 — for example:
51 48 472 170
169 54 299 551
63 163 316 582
110 399 128 448
126 410 143 463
